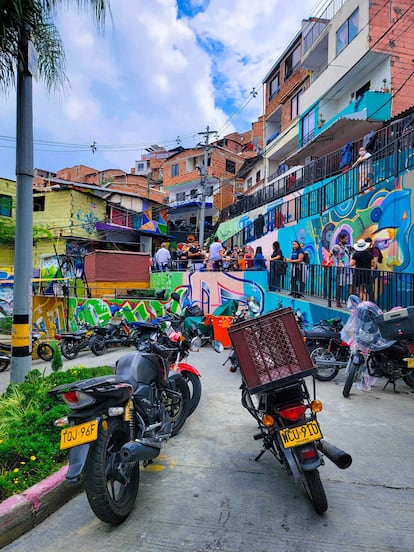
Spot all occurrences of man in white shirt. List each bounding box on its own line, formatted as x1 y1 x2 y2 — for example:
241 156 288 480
208 236 224 271
154 243 171 271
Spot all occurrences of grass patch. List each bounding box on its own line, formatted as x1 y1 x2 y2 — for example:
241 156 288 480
0 365 114 502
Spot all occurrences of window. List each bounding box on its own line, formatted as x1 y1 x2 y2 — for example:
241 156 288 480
190 189 198 199
291 90 301 120
205 185 214 196
284 45 301 80
269 73 280 99
256 170 261 183
0 194 12 217
302 108 316 145
33 196 45 212
247 177 253 189
225 159 236 174
136 162 145 171
171 163 179 177
336 8 359 56
176 192 186 202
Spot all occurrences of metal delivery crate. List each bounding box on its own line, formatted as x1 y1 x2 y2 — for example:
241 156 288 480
228 307 314 394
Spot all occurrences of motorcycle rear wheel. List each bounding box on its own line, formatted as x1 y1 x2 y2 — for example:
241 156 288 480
403 371 414 389
37 342 54 361
308 345 340 381
343 362 357 397
302 469 328 514
90 335 107 356
61 339 79 360
84 418 139 524
0 356 10 372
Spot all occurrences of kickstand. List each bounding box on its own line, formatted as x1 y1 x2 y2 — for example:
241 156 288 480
255 448 267 462
383 379 399 393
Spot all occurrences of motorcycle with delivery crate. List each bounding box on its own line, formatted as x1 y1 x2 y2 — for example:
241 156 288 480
227 306 352 514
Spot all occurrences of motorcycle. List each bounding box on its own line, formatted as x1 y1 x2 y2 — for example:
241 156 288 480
226 306 352 514
304 317 350 381
89 308 142 356
55 322 95 360
341 297 414 397
48 348 190 524
0 330 54 361
143 318 204 416
0 351 10 372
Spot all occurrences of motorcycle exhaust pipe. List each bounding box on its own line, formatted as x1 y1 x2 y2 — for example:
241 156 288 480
318 439 352 469
120 440 162 463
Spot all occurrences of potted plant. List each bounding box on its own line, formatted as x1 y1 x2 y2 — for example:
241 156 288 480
381 78 390 93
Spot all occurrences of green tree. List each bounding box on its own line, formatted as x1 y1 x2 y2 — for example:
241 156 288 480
0 0 110 383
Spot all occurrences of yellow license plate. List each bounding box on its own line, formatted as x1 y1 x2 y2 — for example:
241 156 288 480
60 420 98 450
279 420 322 449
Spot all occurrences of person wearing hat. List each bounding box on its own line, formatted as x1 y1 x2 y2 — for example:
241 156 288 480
350 238 374 300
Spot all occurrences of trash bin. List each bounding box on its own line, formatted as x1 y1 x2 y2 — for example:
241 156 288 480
210 315 234 347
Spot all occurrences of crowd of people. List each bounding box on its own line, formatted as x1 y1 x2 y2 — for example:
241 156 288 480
151 233 383 306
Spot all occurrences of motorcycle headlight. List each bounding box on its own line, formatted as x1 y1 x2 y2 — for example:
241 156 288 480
190 336 202 351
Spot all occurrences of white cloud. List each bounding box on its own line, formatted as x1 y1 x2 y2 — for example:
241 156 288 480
0 0 316 178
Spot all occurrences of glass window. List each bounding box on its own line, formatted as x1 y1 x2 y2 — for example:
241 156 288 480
302 108 316 145
336 8 359 56
247 177 253 189
176 192 186 202
285 45 301 80
269 73 280 98
225 159 236 174
291 91 301 120
0 194 12 217
171 164 179 177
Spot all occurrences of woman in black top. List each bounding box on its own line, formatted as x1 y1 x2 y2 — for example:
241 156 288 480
269 241 284 291
350 239 374 300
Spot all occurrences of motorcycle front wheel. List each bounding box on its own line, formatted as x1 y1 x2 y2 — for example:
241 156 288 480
84 418 139 524
0 356 10 372
343 361 358 397
37 342 54 361
181 371 202 416
302 469 328 514
403 371 414 389
308 345 340 381
61 338 79 360
167 377 190 436
90 334 107 356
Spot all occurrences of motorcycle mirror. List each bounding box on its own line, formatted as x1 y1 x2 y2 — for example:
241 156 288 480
247 296 261 314
170 292 181 303
190 336 202 352
211 340 225 353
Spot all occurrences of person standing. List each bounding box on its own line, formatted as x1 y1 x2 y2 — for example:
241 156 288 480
253 246 267 271
154 243 171 272
187 240 205 271
209 236 224 271
352 146 373 192
330 232 352 307
286 240 305 297
254 213 265 238
269 241 285 291
350 239 374 300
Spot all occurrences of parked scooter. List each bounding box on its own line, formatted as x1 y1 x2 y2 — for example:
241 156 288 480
226 306 352 514
341 296 414 397
48 348 190 524
304 318 350 381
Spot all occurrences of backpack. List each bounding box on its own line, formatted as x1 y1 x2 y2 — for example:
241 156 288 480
373 246 383 264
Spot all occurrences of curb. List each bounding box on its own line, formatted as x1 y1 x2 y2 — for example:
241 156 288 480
0 465 82 549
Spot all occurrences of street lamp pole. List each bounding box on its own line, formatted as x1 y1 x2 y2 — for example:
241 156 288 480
198 126 216 246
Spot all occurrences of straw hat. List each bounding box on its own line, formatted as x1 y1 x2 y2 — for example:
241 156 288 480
353 238 369 251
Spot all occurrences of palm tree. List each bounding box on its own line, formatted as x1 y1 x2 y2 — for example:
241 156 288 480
0 0 110 383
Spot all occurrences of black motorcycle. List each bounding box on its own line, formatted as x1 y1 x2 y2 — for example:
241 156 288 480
227 307 352 514
0 351 10 372
304 317 350 381
48 348 190 524
342 299 414 397
89 312 142 356
55 323 95 360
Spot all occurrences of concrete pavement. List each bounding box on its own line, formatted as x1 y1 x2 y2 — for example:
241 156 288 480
1 345 414 551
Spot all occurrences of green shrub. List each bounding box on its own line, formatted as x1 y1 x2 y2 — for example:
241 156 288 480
51 343 63 372
0 316 12 334
0 365 114 502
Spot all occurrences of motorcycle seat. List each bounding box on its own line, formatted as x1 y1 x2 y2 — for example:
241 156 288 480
304 329 341 340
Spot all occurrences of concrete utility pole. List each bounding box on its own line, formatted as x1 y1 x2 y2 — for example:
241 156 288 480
11 26 34 383
197 126 217 246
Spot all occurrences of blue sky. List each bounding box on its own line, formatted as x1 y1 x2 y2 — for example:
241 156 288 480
0 0 319 181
